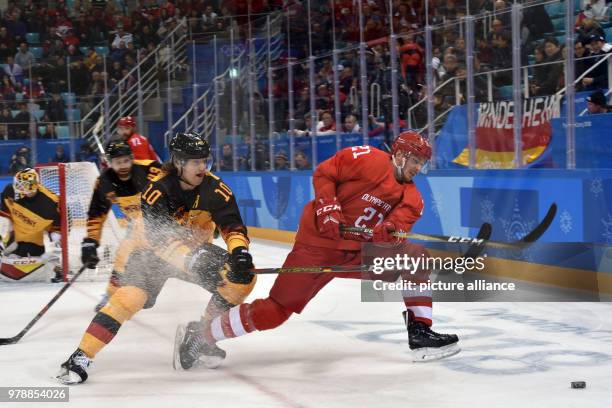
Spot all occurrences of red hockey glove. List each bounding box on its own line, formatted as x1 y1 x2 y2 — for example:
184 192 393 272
315 198 344 240
372 221 399 243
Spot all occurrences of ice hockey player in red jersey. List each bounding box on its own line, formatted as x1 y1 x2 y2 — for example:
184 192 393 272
117 116 160 161
177 131 460 369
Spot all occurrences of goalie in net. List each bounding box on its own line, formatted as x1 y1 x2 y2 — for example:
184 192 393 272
0 169 63 282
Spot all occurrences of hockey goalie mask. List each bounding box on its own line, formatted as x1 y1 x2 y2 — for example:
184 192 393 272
13 168 40 199
390 131 431 181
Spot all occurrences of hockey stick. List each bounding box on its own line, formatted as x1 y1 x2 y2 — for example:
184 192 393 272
252 222 493 275
0 265 87 345
252 265 369 275
341 203 556 250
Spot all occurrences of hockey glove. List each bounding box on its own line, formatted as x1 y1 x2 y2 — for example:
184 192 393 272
81 238 100 269
314 197 344 240
372 221 399 243
228 246 255 284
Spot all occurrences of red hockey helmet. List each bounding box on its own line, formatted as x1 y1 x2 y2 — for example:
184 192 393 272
117 116 136 128
391 131 432 161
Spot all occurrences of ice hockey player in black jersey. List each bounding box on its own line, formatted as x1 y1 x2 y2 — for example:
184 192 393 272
57 132 256 384
81 140 161 310
0 168 62 282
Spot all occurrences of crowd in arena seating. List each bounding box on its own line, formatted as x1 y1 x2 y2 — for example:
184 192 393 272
1 0 611 171
222 0 612 141
0 0 194 142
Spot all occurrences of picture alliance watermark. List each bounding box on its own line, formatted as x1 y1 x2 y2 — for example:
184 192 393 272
371 253 487 275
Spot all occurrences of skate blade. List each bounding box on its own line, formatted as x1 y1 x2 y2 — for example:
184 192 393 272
411 343 461 362
173 324 187 371
54 370 83 385
200 355 224 369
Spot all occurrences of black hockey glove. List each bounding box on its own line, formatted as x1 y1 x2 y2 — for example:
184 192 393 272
81 238 100 269
228 246 254 284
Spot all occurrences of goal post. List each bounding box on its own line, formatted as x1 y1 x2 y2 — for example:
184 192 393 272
35 162 125 282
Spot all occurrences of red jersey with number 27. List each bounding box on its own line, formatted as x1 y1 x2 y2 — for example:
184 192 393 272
295 146 424 251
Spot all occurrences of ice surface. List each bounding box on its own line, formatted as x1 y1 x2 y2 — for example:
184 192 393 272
1 238 611 408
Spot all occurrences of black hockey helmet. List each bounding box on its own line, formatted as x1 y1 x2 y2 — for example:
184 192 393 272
169 131 210 160
106 140 133 159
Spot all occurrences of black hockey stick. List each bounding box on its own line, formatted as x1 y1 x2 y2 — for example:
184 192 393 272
252 223 493 275
341 203 556 250
0 265 87 345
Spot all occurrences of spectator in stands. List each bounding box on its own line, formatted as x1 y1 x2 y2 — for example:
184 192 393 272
338 65 353 95
3 56 23 86
45 93 67 123
220 144 234 171
0 75 15 100
70 61 90 96
110 41 128 63
576 18 605 46
6 12 26 45
295 112 312 136
315 84 333 112
41 123 58 139
437 52 459 82
344 113 360 134
398 34 424 90
581 0 609 23
202 5 218 30
490 32 512 87
575 40 589 81
14 43 34 70
531 45 550 96
275 151 289 170
487 19 508 44
111 25 133 49
316 111 337 135
8 146 31 175
0 107 15 139
136 24 159 47
586 90 611 114
50 57 69 92
521 4 554 47
0 27 14 61
13 103 33 138
534 37 563 96
582 34 611 90
50 145 69 163
294 151 310 170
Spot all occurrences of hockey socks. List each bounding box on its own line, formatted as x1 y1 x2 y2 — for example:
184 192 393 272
203 298 292 343
79 286 147 358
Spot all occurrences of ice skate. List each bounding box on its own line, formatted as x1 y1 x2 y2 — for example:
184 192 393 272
56 349 92 384
174 321 226 370
403 311 460 362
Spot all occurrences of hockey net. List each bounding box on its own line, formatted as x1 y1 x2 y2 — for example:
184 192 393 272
36 162 126 282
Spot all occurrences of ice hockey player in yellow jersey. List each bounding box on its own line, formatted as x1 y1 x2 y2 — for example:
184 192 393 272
0 168 62 282
81 140 161 310
57 132 256 384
